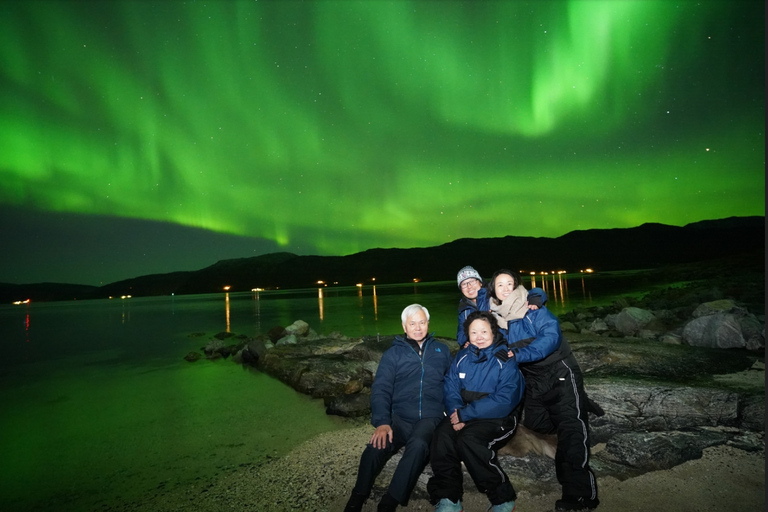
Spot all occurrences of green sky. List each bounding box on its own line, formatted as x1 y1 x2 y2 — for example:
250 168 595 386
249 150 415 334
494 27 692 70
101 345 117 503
0 0 764 284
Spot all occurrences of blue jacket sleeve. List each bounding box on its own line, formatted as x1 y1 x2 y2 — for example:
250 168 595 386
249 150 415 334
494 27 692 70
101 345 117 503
477 287 489 311
456 309 468 347
370 350 396 427
443 354 465 414
459 359 524 422
510 309 563 364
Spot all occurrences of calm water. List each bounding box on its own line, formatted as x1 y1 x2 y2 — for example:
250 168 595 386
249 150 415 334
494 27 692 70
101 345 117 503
0 273 653 511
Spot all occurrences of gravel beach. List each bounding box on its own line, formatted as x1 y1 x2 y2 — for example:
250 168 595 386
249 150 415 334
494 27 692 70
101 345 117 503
111 422 764 512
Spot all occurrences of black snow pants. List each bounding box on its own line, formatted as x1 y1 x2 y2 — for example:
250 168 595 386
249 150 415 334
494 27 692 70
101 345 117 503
521 353 598 501
427 414 518 505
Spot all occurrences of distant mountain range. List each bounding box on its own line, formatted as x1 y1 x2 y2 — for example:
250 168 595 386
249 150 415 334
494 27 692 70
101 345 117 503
2 216 764 302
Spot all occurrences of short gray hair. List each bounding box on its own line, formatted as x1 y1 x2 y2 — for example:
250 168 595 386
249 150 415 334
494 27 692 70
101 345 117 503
401 304 430 324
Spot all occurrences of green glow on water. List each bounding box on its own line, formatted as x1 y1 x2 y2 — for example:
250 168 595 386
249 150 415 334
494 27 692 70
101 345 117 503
0 355 343 510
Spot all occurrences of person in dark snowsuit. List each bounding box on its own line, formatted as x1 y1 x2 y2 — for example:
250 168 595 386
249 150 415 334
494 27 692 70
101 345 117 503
344 304 452 512
428 310 524 512
488 269 600 511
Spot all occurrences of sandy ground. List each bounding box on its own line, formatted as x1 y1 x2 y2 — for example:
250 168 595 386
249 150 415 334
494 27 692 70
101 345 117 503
112 423 764 512
110 365 765 512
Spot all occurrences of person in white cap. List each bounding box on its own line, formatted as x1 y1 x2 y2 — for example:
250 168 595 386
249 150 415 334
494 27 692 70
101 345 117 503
455 265 486 348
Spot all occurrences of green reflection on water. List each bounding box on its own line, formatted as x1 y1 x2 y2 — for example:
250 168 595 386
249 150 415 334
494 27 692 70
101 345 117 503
0 354 344 511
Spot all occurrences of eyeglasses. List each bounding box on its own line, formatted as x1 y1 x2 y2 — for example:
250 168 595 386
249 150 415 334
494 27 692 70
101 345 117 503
460 280 479 289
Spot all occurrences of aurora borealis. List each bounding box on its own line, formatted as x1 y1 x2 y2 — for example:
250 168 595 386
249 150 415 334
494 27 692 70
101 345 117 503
0 0 764 286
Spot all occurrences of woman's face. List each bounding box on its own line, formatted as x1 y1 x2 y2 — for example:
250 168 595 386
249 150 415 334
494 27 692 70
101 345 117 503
468 318 494 349
460 278 482 300
494 273 516 300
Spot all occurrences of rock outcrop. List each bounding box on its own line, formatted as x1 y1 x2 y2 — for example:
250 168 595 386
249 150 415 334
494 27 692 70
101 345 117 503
182 279 764 496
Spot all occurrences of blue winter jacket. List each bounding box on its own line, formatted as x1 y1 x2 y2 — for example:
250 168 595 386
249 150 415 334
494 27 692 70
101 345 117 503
504 288 572 365
370 334 452 428
456 288 490 348
456 297 477 348
444 337 525 423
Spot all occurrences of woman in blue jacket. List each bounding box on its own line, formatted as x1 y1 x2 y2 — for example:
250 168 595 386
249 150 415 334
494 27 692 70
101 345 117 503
427 310 524 512
489 270 599 512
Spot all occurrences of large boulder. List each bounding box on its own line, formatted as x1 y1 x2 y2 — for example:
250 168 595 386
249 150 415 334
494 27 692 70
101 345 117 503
257 336 394 404
285 319 310 337
326 392 371 417
587 382 741 443
614 307 660 336
682 313 745 349
692 299 746 318
597 429 729 471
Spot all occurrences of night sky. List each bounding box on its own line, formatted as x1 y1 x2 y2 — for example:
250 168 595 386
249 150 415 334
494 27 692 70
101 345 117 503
0 0 764 286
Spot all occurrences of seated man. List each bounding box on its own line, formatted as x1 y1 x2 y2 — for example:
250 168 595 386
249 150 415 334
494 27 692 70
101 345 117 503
344 304 452 512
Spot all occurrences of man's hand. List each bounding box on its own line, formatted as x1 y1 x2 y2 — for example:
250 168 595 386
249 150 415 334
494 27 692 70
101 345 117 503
370 424 393 449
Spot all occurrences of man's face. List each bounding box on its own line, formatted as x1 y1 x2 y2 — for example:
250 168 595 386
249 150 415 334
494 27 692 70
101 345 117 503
403 309 429 342
460 278 482 300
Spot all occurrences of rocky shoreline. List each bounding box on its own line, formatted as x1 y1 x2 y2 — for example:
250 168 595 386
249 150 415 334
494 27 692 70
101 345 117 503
172 276 764 511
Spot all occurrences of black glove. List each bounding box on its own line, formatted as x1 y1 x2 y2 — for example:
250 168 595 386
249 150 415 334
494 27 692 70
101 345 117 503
494 347 512 362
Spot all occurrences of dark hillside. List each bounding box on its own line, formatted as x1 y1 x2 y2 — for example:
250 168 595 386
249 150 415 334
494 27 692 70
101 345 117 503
1 216 763 301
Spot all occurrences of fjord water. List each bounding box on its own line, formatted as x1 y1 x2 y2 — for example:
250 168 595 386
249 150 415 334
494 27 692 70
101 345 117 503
0 274 651 510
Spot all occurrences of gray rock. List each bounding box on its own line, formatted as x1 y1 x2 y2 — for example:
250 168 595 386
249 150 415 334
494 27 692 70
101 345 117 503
738 314 765 350
326 393 371 417
586 382 740 443
740 394 765 431
604 314 618 329
560 321 578 333
598 429 728 470
589 319 609 333
276 334 298 346
184 351 202 362
285 319 310 337
203 338 226 356
660 333 682 344
727 430 765 452
615 307 657 336
682 313 745 349
692 299 744 318
239 338 267 365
